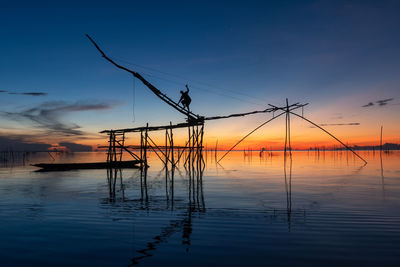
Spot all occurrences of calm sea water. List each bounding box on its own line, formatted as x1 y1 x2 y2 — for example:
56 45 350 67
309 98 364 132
0 151 399 266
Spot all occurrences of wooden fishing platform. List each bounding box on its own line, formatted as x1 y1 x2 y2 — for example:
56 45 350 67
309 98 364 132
103 120 205 170
86 34 367 168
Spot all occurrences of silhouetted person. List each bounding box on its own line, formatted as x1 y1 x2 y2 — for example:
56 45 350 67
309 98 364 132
178 84 191 111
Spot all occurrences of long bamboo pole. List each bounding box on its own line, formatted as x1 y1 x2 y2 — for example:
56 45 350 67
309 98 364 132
86 34 199 121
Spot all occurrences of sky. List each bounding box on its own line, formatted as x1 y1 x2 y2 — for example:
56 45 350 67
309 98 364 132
0 0 399 151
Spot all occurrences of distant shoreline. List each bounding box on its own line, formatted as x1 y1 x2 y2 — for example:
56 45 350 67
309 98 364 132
1 148 400 153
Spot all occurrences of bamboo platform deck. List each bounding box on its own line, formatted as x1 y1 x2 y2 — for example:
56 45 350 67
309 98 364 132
100 121 204 134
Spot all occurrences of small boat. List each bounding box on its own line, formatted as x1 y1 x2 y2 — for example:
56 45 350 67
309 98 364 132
32 160 141 172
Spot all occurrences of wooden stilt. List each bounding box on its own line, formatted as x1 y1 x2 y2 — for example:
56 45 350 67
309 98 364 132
170 122 174 167
140 130 143 169
165 128 168 168
144 123 148 168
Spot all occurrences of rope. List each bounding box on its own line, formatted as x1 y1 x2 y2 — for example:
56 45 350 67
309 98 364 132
140 72 266 107
110 56 268 107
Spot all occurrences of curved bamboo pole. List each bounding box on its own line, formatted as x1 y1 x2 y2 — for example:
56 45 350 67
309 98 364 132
86 34 199 121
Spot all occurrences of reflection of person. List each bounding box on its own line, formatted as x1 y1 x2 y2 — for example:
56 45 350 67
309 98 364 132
178 84 192 111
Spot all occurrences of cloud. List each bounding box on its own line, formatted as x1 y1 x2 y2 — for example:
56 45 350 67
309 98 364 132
362 98 394 107
0 134 94 152
59 142 92 152
0 90 47 96
310 123 360 128
330 113 343 120
319 123 360 126
9 92 48 96
376 98 394 106
362 102 374 107
1 101 115 136
0 135 52 151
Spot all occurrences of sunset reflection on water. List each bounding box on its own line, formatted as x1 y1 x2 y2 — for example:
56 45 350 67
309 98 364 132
0 151 399 266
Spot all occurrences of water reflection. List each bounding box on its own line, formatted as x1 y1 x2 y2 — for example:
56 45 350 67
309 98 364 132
283 153 292 231
102 151 309 265
102 153 206 265
106 168 122 202
1 151 400 266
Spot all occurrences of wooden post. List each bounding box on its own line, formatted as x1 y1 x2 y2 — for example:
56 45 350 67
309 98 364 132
164 126 169 200
144 123 148 168
140 131 143 167
215 139 218 162
120 132 125 161
195 125 199 160
287 98 292 154
170 122 174 167
200 124 205 165
165 128 168 168
192 125 196 166
283 99 292 155
111 132 114 162
284 109 288 155
113 132 117 162
107 132 112 163
140 130 143 169
188 126 193 170
187 123 191 160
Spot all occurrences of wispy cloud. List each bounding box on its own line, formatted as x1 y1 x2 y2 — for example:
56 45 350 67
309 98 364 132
59 142 92 152
310 122 360 128
319 123 360 126
362 102 374 107
0 90 47 96
376 98 394 106
9 92 48 96
1 101 115 136
362 98 394 107
330 113 343 120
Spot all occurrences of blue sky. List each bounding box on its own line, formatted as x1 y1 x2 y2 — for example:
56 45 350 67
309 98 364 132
1 0 399 149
